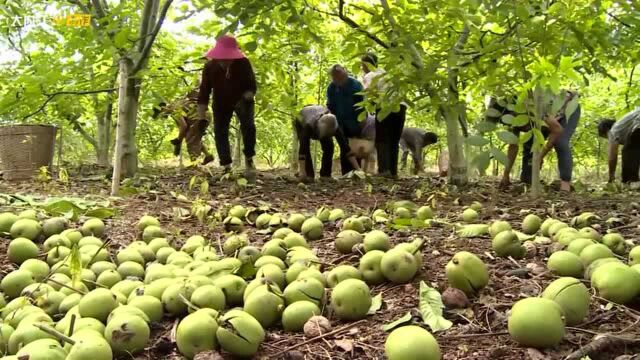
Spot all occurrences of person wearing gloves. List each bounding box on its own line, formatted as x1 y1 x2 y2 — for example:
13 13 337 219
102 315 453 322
198 35 257 180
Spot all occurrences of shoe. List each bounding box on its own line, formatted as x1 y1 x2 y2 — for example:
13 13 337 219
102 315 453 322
244 158 256 182
202 155 214 165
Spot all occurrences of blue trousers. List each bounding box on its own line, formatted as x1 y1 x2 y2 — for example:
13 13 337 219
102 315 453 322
521 106 580 183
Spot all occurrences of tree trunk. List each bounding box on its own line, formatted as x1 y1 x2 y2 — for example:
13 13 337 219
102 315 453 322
96 101 113 166
443 106 467 185
530 87 545 196
111 57 139 195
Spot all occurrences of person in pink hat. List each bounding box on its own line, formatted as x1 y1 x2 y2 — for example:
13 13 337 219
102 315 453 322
198 35 257 180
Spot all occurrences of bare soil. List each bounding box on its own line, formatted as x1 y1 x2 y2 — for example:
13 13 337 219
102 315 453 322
1 166 639 360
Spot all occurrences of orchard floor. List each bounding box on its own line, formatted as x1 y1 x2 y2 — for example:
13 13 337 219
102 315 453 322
1 166 640 360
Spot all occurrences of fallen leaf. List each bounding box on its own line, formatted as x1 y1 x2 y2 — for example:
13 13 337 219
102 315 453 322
367 294 383 314
382 312 413 332
418 281 453 332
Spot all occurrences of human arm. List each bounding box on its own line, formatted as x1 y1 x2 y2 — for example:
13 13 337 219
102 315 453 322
607 141 619 182
540 116 564 160
500 143 519 187
240 58 257 99
197 62 213 120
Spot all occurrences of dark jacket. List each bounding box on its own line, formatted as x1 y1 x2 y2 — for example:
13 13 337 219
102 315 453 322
326 77 364 138
198 58 257 113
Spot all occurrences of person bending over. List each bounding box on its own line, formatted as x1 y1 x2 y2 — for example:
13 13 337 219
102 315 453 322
154 90 214 165
597 108 640 183
198 35 257 180
400 127 439 174
295 105 361 180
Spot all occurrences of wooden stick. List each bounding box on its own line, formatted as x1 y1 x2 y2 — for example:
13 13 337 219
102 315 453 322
270 320 366 358
34 323 76 345
438 331 509 340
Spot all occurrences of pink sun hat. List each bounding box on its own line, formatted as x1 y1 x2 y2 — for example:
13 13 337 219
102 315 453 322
205 35 246 60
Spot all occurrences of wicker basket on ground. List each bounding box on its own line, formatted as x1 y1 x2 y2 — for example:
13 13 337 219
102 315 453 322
0 125 57 180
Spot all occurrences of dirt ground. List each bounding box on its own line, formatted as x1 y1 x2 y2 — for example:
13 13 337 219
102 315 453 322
1 166 639 360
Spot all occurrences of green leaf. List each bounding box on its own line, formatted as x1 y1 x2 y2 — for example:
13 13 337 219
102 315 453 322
501 114 514 125
496 131 519 144
69 245 82 288
465 135 489 147
234 261 257 279
113 30 128 48
485 108 502 118
368 294 383 315
382 311 413 332
237 178 248 187
84 208 115 219
244 41 258 52
471 151 491 172
512 115 530 127
490 147 509 166
418 281 453 332
456 224 490 237
43 200 80 220
475 121 497 133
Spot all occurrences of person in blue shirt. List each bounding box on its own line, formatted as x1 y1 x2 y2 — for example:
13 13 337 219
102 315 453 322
326 65 365 174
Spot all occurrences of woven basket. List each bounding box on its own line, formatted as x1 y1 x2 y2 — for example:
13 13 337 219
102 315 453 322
0 125 57 180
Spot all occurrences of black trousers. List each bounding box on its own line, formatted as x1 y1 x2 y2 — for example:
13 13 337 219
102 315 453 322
304 138 335 178
622 129 640 183
213 98 256 166
375 105 406 176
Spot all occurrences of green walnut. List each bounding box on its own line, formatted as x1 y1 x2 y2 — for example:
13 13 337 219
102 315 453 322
566 238 596 255
330 279 371 321
521 214 542 235
380 248 419 284
335 230 363 254
630 246 640 266
301 217 323 240
328 209 345 222
489 220 512 239
541 277 589 325
445 251 489 296
363 230 391 252
507 297 565 348
461 208 479 223
216 310 265 357
281 301 321 332
601 233 626 255
579 244 614 266
546 251 583 278
358 250 386 285
591 263 640 304
176 309 219 359
385 325 441 360
287 213 306 232
492 230 525 259
104 314 150 355
326 265 362 288
342 217 365 233
10 219 42 241
416 206 434 221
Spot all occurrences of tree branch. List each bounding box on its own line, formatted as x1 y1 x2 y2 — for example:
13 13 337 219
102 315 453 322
22 88 117 120
67 115 98 148
90 0 107 19
625 64 636 111
131 0 174 75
